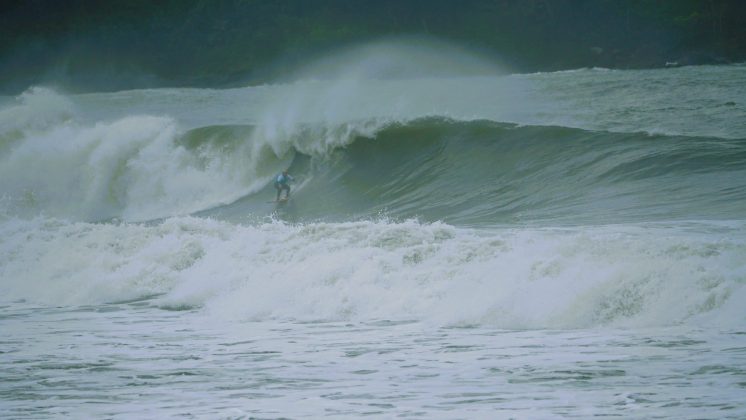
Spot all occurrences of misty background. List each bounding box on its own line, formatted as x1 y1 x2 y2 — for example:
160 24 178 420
1 0 745 94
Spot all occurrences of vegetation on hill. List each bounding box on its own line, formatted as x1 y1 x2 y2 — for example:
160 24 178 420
1 0 744 92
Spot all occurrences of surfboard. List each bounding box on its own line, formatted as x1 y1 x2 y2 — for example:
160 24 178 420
268 198 290 203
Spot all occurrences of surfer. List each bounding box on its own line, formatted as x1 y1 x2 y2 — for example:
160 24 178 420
274 169 294 201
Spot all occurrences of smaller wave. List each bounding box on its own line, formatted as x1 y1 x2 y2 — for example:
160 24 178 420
519 67 616 76
1 215 744 330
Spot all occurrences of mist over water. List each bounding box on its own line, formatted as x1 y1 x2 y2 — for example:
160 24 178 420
2 40 746 418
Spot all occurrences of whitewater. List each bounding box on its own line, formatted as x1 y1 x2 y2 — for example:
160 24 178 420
1 42 746 418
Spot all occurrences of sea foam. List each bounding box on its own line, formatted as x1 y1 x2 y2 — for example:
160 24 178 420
2 215 743 329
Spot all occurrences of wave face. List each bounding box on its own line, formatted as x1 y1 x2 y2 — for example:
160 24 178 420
217 118 746 226
1 44 745 328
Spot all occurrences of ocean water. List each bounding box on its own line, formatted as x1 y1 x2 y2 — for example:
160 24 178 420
1 46 746 417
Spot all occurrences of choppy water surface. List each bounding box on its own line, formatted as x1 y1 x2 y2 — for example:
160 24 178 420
2 302 745 419
1 43 745 417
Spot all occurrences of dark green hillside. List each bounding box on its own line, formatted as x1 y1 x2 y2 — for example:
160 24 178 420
1 0 744 93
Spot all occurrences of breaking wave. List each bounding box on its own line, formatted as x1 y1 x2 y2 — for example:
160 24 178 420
1 216 744 329
2 88 745 225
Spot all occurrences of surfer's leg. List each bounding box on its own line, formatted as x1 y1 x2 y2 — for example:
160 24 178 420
275 184 281 201
284 185 291 199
